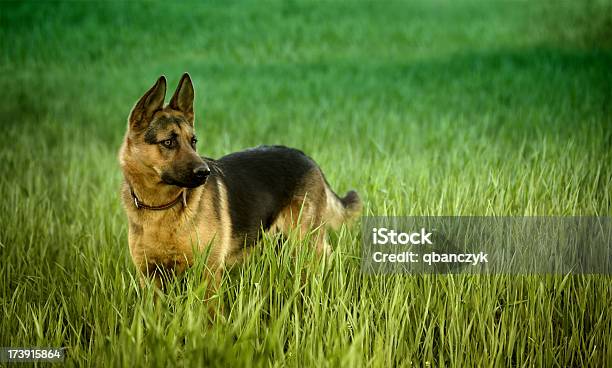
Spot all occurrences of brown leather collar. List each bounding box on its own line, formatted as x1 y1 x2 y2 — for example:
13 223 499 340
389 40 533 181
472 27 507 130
129 186 185 211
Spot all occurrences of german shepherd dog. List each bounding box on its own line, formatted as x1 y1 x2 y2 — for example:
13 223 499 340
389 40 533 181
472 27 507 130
119 73 361 295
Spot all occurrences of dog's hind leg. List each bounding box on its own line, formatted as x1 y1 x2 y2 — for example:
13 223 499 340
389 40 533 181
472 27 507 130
272 173 330 256
322 187 362 230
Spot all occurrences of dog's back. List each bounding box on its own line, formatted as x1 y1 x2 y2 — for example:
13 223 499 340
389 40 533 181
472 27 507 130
213 145 361 250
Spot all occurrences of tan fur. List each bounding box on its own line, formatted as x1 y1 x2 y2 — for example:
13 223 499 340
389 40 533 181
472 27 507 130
119 168 228 288
272 168 361 255
119 74 361 303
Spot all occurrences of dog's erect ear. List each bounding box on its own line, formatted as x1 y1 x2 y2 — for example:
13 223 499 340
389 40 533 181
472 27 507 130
168 73 195 124
129 76 166 130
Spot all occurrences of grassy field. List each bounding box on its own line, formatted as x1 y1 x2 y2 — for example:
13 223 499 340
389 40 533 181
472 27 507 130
1 1 611 366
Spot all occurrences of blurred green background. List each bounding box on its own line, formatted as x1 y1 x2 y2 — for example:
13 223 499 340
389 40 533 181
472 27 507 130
2 1 611 215
1 1 611 366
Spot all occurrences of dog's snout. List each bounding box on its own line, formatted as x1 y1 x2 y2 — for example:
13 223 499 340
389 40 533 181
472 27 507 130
193 164 210 179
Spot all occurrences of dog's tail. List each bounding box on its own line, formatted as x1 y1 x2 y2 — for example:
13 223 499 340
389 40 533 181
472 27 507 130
324 185 362 230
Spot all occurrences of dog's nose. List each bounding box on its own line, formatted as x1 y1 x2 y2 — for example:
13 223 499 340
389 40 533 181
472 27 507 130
193 164 211 179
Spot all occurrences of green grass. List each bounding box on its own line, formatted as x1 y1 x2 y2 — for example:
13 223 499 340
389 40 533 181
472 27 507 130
1 1 611 366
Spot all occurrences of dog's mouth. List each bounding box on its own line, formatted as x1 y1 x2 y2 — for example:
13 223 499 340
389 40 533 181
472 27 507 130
160 163 211 189
161 173 209 188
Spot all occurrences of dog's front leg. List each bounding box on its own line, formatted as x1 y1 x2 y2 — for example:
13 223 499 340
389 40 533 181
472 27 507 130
202 266 224 319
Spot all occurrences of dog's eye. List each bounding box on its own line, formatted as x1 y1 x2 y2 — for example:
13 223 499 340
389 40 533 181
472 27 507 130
191 137 197 147
161 139 175 148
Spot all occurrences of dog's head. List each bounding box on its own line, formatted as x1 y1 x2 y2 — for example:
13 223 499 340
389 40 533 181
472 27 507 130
122 73 210 188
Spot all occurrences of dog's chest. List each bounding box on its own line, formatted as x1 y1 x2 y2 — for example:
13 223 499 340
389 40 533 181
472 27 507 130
128 219 198 273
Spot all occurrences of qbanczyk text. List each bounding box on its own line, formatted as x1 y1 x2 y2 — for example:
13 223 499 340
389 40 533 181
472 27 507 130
370 227 488 265
372 251 488 265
